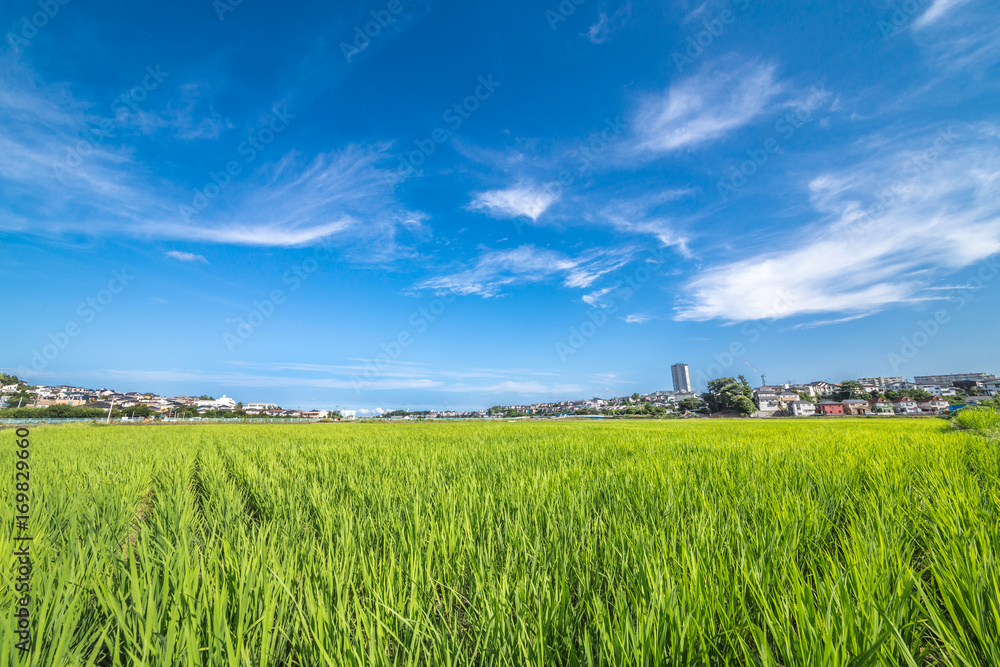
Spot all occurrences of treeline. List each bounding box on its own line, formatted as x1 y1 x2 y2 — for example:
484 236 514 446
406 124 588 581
0 404 152 419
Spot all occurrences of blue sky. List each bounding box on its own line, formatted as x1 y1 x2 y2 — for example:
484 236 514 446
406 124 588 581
2 0 999 412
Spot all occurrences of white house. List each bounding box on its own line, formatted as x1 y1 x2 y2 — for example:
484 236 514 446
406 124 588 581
755 392 782 414
247 402 279 411
983 380 1000 397
892 397 920 415
197 395 238 410
788 400 816 417
808 381 840 396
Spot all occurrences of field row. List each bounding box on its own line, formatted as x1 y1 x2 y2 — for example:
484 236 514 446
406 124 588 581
2 420 998 665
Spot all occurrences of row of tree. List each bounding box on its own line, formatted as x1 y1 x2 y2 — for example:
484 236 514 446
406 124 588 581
0 403 343 420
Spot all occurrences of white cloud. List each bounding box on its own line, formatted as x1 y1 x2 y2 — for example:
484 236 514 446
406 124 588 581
595 190 694 253
913 0 973 28
584 3 631 44
468 183 559 221
908 0 1000 72
583 286 615 306
118 82 231 140
165 250 208 263
0 71 419 249
675 125 1000 322
415 245 633 297
632 60 783 153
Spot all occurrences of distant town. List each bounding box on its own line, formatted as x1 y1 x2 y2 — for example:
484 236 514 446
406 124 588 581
2 366 998 421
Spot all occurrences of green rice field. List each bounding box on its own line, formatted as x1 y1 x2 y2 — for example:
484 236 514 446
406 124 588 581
2 419 998 665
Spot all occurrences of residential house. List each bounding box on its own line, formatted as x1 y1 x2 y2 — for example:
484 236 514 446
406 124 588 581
808 381 841 396
892 397 920 414
788 400 816 417
815 401 845 416
34 398 87 407
918 397 950 413
983 380 1000 397
887 380 917 391
754 391 782 414
869 398 894 415
778 391 800 406
197 395 237 410
841 400 872 416
965 396 993 406
858 377 904 390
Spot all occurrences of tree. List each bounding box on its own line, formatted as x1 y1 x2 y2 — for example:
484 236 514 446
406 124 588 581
833 381 868 401
4 389 36 408
678 397 702 412
236 402 243 410
702 376 755 415
631 392 641 402
198 395 215 401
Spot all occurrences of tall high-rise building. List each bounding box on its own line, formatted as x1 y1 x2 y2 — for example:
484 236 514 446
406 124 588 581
671 363 692 393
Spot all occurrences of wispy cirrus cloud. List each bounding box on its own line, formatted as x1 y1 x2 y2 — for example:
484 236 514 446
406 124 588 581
631 60 784 154
165 250 208 263
909 0 1000 72
120 81 231 140
913 0 973 28
584 3 631 44
593 190 695 253
467 183 559 221
0 70 421 250
413 245 634 297
675 124 1000 322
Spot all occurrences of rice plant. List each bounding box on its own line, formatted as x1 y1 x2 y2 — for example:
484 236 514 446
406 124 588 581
1 419 998 665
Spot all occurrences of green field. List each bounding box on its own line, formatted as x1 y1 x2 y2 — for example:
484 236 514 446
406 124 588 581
2 420 998 665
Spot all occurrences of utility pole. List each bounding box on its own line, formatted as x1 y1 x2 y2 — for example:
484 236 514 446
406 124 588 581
106 400 115 424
